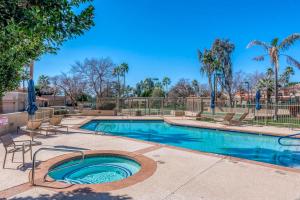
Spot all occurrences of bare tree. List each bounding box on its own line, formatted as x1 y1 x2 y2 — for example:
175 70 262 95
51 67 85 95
232 71 245 96
55 73 86 108
246 70 265 91
199 84 210 97
50 76 62 104
168 79 195 99
226 71 265 103
71 58 115 99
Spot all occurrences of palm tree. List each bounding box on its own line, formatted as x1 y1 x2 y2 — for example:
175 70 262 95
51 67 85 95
20 65 30 91
37 75 51 94
119 63 129 96
279 66 295 87
257 68 274 103
191 79 200 96
247 33 300 119
162 77 171 96
197 49 218 92
113 66 122 98
212 39 235 107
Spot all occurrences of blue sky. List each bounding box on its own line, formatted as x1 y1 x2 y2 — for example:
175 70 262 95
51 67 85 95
35 0 300 86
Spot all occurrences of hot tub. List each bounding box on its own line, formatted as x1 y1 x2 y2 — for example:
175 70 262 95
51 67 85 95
48 155 141 184
33 150 156 192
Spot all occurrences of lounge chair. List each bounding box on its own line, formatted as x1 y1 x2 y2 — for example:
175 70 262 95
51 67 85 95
19 119 43 141
0 134 32 168
195 112 211 121
215 113 235 125
195 112 202 120
41 115 69 134
229 112 249 125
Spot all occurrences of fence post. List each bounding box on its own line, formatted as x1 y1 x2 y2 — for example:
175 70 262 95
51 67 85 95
192 98 195 113
200 98 203 113
265 102 268 126
161 98 164 116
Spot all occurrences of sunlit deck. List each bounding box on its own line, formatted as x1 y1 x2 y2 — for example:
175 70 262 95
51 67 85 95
1 116 300 200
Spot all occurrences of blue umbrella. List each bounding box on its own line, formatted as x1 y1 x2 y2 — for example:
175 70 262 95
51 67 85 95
255 90 261 110
210 91 215 109
26 79 38 115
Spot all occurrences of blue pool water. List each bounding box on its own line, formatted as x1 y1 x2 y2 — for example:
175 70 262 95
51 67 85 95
81 120 300 169
48 156 141 184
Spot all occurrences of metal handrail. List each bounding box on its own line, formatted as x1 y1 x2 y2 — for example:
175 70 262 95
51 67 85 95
278 133 300 146
31 147 84 185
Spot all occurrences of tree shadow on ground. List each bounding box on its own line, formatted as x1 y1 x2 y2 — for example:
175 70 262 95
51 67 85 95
10 187 133 200
221 147 300 167
107 130 203 145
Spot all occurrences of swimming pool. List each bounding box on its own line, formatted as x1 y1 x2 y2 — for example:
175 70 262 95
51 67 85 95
81 120 300 169
48 155 141 184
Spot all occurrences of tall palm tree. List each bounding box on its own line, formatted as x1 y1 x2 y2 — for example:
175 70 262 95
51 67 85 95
247 33 300 119
119 63 129 97
21 65 30 91
191 79 200 96
197 49 218 92
212 39 235 107
113 66 122 98
162 77 171 95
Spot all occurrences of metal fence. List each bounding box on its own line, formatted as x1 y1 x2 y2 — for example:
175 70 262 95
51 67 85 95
1 93 297 128
91 97 188 116
197 99 300 128
83 97 300 128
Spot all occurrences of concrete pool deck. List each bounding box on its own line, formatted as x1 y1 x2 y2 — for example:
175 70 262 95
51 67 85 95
1 116 300 200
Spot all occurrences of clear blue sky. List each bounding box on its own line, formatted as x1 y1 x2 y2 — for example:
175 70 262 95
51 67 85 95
35 0 300 86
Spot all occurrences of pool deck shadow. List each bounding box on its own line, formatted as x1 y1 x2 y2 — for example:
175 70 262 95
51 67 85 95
9 187 133 200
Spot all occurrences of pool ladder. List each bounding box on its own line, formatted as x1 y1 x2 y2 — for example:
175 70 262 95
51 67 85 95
278 133 300 146
31 147 85 186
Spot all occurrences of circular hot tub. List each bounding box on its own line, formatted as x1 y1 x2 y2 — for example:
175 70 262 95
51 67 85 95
48 155 141 184
33 150 157 192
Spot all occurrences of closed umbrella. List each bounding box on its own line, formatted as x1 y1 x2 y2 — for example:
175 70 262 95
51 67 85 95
26 79 38 116
210 91 215 112
255 90 261 110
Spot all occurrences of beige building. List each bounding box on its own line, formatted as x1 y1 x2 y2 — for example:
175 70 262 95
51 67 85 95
0 91 27 114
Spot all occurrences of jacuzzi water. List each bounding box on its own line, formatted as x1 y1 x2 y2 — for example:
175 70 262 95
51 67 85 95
48 156 141 184
81 120 300 168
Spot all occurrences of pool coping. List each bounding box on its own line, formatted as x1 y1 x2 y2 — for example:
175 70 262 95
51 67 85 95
74 117 300 174
74 116 299 138
31 150 157 192
165 118 300 138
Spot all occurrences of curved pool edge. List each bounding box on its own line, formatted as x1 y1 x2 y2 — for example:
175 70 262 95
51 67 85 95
75 117 300 138
31 150 157 192
75 118 300 173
